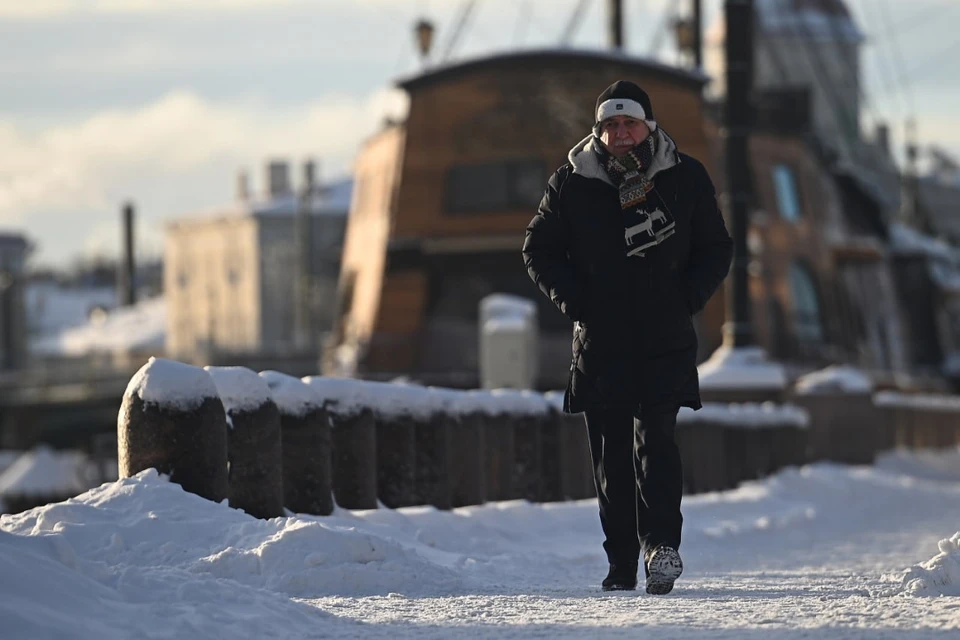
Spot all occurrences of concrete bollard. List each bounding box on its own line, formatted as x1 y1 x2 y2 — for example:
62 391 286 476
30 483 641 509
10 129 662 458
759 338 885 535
416 409 455 510
537 408 563 503
545 392 593 501
374 411 418 508
205 366 284 519
448 410 487 507
675 420 728 494
679 403 809 490
118 357 228 503
480 410 514 502
303 377 378 510
260 371 332 516
489 390 547 502
329 409 378 509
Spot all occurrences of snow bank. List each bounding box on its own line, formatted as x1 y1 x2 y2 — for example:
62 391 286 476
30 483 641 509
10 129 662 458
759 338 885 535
2 470 466 600
4 449 960 636
884 532 960 596
0 447 92 498
875 448 960 484
259 371 322 418
31 296 165 357
205 366 274 413
794 365 873 395
124 357 218 411
698 345 787 390
25 283 116 336
679 402 809 428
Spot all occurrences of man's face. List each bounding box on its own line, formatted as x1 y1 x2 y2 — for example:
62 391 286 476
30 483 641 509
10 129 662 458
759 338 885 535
598 115 651 157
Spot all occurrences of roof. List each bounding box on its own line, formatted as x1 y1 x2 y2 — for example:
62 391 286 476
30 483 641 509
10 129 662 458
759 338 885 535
757 0 864 42
0 232 28 251
396 48 709 93
169 178 353 227
707 0 863 44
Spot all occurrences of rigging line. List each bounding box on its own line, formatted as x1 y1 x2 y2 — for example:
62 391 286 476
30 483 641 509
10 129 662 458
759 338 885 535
879 0 916 118
560 0 592 46
852 0 902 126
877 38 960 92
514 0 531 46
880 1 960 41
440 0 479 62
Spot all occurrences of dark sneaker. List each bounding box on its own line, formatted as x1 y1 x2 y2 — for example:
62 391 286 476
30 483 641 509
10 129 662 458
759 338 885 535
645 546 683 595
601 562 638 591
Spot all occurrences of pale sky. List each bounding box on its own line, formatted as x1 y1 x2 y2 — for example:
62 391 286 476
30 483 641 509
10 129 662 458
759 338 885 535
0 0 957 268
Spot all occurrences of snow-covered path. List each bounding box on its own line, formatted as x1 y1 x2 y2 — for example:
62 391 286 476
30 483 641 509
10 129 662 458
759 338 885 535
3 450 960 639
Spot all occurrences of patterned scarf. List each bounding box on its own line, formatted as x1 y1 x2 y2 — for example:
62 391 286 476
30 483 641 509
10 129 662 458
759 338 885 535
593 132 676 257
593 133 658 211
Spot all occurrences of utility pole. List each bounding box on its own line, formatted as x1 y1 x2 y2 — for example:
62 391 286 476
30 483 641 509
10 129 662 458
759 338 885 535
692 0 703 69
608 0 624 50
119 201 136 307
723 0 755 347
294 160 316 350
903 118 922 230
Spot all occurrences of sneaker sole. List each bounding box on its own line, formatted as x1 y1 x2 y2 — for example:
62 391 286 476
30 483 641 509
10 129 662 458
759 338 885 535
645 548 683 595
601 583 636 592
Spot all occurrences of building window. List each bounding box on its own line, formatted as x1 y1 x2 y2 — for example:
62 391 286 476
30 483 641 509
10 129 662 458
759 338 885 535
445 161 545 213
789 262 823 343
772 164 802 222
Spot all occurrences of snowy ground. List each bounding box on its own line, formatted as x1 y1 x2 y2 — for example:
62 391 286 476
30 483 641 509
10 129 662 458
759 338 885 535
3 449 960 639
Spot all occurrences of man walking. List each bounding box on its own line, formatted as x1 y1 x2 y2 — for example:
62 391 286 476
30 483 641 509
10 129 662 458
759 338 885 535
523 80 732 595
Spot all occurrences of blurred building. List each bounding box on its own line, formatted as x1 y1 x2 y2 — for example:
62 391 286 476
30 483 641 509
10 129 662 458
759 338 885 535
705 0 900 212
0 232 29 371
325 50 724 388
166 161 349 374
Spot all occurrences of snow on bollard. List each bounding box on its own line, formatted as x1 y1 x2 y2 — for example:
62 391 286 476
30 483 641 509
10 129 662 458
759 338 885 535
544 391 593 501
302 376 378 510
259 371 332 516
205 366 284 519
490 389 547 502
118 357 228 503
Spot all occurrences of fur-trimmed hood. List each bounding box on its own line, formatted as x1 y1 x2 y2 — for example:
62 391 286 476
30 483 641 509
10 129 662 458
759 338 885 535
567 128 681 187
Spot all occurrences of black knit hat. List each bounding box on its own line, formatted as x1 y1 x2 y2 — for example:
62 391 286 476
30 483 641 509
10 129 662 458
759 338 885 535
593 80 657 134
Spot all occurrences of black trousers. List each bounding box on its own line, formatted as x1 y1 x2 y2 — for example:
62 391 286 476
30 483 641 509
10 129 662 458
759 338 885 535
584 404 683 566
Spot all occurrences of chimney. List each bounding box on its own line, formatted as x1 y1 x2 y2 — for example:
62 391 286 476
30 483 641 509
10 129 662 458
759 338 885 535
119 201 136 307
266 160 291 198
236 169 250 201
608 0 624 50
303 159 317 196
875 123 890 156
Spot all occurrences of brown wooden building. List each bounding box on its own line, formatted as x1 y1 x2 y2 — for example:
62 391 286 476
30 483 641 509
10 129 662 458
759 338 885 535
325 50 726 387
326 47 918 390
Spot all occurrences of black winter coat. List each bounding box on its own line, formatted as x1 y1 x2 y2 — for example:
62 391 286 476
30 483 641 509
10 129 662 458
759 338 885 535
523 132 733 415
